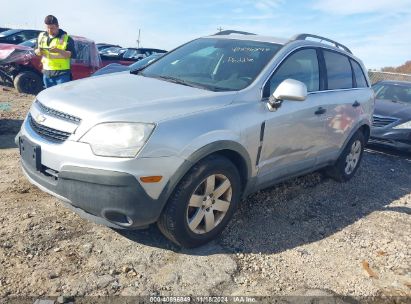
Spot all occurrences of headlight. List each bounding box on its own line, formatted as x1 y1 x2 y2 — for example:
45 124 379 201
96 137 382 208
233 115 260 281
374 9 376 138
393 121 411 129
80 122 155 157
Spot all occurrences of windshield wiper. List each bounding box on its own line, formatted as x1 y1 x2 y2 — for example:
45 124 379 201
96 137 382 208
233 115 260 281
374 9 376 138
155 75 195 87
130 67 145 75
149 75 209 90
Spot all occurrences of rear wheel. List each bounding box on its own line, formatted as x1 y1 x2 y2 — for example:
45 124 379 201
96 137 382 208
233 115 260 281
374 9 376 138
326 131 365 182
157 155 241 248
14 71 43 94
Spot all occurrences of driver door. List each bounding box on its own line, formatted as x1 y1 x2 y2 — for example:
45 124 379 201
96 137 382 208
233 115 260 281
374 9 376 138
256 48 329 186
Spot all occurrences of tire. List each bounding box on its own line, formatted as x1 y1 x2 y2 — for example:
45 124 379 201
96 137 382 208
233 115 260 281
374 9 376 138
157 155 241 248
326 131 365 182
14 71 43 95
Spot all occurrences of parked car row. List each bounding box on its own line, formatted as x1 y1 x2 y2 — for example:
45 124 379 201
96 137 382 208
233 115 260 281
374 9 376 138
99 46 167 66
0 27 167 94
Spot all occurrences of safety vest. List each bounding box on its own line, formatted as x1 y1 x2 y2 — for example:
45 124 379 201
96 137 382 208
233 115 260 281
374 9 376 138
38 32 70 71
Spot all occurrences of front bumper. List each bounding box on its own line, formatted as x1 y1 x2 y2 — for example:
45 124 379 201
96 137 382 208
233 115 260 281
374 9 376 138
370 128 411 151
21 159 165 228
17 116 188 229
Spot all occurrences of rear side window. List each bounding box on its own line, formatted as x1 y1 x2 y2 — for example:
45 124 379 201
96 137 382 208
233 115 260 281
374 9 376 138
267 48 319 95
323 50 353 90
351 59 368 88
72 41 90 63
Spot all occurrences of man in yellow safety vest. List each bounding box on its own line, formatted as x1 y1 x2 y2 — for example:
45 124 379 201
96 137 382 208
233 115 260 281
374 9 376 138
34 15 76 88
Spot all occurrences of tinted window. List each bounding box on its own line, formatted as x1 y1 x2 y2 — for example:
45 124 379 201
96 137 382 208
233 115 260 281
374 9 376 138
324 50 353 90
72 41 89 62
351 60 367 88
143 38 281 91
268 48 319 95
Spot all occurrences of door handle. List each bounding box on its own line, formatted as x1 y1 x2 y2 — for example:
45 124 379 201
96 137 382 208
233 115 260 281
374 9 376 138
314 107 326 115
352 100 360 107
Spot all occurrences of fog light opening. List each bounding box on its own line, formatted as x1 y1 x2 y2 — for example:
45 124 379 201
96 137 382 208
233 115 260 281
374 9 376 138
103 211 134 227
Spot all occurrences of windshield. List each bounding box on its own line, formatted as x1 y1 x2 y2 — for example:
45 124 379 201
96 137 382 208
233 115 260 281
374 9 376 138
0 29 21 37
372 82 411 103
142 38 281 91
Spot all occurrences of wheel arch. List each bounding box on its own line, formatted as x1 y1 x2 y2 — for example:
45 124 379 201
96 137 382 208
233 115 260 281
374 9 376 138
339 120 371 155
157 141 253 215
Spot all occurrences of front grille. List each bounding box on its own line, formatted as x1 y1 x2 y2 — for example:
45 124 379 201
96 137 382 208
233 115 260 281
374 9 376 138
35 100 81 123
28 113 71 142
372 115 398 128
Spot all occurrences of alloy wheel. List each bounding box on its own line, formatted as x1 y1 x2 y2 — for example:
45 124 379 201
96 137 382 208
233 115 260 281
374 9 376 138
186 174 232 234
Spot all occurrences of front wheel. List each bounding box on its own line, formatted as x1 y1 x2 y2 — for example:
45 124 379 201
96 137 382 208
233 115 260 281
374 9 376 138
14 71 43 95
326 131 365 182
157 155 241 248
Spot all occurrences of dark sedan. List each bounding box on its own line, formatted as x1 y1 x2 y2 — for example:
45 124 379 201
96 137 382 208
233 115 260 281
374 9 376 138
0 29 41 44
370 80 411 152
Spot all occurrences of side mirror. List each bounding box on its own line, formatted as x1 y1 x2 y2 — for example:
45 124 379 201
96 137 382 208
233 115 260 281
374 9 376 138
268 79 307 111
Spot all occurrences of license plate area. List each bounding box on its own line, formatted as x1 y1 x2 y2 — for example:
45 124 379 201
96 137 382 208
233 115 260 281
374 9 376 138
19 136 42 171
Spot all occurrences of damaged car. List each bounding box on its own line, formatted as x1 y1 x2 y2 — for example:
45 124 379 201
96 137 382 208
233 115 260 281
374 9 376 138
0 36 101 94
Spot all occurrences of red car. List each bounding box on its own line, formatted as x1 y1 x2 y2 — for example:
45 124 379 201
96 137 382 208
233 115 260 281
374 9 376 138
0 35 102 94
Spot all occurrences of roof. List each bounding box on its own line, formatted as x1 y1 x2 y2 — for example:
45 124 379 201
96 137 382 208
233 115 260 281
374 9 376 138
204 33 289 45
205 31 353 55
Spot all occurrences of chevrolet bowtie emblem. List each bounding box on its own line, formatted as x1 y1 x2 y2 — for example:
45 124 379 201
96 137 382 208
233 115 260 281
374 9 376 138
35 114 46 123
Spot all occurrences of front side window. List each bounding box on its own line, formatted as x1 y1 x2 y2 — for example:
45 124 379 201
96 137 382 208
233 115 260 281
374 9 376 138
324 50 353 90
142 38 281 91
266 48 319 96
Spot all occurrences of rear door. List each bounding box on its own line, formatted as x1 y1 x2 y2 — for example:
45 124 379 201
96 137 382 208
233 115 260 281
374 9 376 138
319 49 371 157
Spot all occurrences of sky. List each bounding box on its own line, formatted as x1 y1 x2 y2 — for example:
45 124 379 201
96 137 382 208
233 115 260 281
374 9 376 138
2 0 411 69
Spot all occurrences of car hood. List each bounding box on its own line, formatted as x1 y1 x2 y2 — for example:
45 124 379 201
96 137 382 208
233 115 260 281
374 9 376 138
0 43 31 60
36 73 237 124
374 99 411 120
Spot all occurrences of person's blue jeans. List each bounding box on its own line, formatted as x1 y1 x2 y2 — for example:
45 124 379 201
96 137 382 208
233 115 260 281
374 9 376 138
43 72 71 88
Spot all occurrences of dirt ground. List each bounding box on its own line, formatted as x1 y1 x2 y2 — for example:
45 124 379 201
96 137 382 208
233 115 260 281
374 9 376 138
0 85 410 302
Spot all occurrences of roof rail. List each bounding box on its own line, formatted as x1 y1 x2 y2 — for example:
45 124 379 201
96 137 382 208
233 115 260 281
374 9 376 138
213 30 256 36
292 33 352 54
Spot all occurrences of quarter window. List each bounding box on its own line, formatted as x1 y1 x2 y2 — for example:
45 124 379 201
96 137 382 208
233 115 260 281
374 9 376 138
323 50 353 90
351 59 368 88
267 49 319 96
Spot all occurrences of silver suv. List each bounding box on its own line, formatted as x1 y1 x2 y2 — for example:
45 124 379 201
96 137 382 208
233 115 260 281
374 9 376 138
17 31 374 247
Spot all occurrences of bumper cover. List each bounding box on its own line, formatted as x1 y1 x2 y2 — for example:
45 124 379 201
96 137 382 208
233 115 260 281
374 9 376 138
370 128 411 151
21 159 166 229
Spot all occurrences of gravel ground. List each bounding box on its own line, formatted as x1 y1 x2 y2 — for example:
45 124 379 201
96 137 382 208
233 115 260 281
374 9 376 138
0 85 410 301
